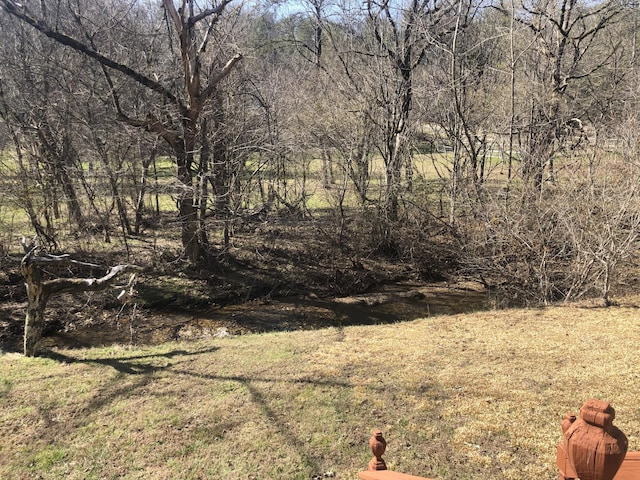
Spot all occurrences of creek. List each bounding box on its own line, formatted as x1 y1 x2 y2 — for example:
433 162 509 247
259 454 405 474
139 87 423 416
38 282 492 350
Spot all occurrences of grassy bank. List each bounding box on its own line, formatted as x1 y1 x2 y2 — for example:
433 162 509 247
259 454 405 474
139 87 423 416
1 299 639 479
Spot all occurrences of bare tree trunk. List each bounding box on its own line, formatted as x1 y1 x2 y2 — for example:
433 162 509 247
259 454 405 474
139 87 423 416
20 241 138 356
21 257 47 357
106 163 133 236
134 147 157 235
198 118 211 249
176 147 201 262
37 123 86 230
506 0 517 198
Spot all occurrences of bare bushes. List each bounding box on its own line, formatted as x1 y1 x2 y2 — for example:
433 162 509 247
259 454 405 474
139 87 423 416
460 191 577 305
343 201 459 283
458 157 640 306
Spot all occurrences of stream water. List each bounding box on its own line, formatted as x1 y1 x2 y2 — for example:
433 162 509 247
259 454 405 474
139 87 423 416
34 282 492 350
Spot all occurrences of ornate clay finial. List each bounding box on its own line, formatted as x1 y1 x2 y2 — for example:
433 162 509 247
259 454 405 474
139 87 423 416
557 399 628 480
368 429 387 471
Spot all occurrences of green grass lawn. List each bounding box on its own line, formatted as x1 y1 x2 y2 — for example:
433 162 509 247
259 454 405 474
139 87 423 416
1 298 639 479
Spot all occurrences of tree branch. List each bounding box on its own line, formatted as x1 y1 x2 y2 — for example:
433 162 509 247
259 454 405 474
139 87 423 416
189 0 233 27
43 264 141 296
28 254 102 269
199 53 243 101
117 113 182 152
1 0 185 111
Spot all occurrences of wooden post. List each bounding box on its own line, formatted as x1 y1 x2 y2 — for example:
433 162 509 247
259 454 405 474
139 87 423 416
359 429 434 479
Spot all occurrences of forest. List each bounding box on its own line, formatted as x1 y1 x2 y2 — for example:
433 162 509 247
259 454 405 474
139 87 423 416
1 0 640 354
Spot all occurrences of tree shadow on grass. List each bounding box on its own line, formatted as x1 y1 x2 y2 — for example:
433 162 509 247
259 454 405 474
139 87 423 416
34 346 450 478
38 347 351 475
169 366 448 477
42 346 219 375
22 346 222 447
169 367 352 476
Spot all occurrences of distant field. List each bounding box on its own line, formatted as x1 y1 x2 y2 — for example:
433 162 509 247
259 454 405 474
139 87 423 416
0 141 620 259
1 297 638 479
1 148 450 251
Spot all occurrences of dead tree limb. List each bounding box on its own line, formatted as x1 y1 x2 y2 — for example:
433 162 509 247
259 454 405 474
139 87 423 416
19 241 140 356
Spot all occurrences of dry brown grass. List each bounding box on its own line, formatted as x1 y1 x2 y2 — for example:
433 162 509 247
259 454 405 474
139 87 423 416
1 296 639 479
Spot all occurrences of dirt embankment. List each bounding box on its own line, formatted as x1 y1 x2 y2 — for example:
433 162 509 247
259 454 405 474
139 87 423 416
1 275 490 353
0 218 477 353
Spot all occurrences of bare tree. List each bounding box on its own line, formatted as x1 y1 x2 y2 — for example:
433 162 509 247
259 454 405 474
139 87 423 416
0 13 89 240
0 0 242 262
425 2 505 226
363 0 458 221
500 0 623 191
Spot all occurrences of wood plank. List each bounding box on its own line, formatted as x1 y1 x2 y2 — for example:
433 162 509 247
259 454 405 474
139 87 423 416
357 452 640 480
358 470 434 480
614 451 640 480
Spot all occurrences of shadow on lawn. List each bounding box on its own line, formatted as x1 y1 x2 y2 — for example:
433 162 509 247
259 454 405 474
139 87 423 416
42 346 220 374
169 366 354 476
39 346 355 475
168 366 449 477
37 345 453 478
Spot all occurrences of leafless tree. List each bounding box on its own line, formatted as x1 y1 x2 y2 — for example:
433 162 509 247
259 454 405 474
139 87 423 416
1 0 242 262
499 0 623 191
425 2 505 226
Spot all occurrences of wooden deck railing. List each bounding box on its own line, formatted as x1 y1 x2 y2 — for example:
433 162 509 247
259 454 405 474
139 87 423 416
616 452 640 480
359 399 639 480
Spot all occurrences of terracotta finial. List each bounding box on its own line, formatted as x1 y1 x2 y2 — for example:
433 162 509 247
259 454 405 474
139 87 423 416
368 429 387 471
557 399 628 480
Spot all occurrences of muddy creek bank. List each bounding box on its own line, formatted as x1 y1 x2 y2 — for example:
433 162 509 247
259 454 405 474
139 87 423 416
2 283 491 352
